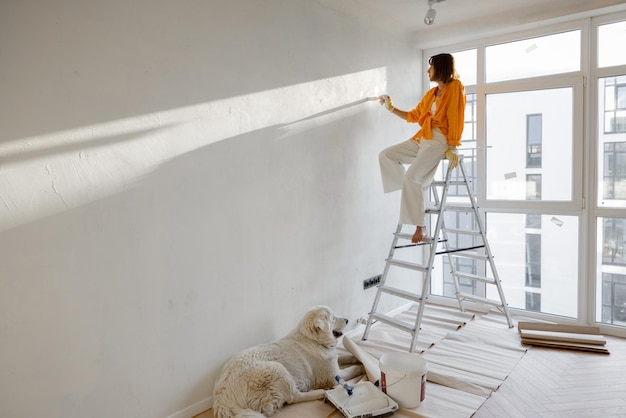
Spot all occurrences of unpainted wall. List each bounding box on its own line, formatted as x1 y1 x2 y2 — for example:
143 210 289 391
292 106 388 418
0 1 423 417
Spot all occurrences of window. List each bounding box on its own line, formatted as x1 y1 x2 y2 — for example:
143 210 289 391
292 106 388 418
602 218 626 266
486 213 578 318
526 214 541 229
598 75 626 207
603 76 626 134
427 26 583 322
598 21 626 68
453 49 477 86
601 273 626 325
485 87 574 202
464 94 477 144
441 211 480 298
525 291 541 312
485 30 580 82
597 218 626 326
603 142 626 200
526 174 542 200
527 114 542 168
525 233 541 288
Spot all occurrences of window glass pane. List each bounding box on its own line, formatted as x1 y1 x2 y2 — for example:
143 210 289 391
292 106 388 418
453 49 477 86
486 88 573 201
598 21 626 68
597 218 626 326
598 75 626 207
463 93 477 143
487 213 578 318
486 31 580 82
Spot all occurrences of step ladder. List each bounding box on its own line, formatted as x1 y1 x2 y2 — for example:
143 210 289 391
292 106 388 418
362 155 513 353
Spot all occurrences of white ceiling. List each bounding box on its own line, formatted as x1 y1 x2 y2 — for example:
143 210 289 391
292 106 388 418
319 0 626 49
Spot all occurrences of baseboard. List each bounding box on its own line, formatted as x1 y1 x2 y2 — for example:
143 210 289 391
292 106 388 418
164 396 212 418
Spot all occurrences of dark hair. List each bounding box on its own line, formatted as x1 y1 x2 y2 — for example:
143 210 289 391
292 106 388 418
429 53 458 84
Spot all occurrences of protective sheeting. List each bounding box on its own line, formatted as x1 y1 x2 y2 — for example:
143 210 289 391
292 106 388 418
336 304 527 417
202 304 528 418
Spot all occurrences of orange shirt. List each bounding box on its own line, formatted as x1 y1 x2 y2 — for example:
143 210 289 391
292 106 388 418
406 79 466 147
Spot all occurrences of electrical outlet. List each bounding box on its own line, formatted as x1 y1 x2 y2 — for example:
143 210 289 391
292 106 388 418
363 274 382 290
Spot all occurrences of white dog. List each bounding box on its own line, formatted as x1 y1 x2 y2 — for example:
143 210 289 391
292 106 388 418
212 305 363 418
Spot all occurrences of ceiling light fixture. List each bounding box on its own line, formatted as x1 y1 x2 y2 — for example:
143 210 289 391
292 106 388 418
424 0 446 26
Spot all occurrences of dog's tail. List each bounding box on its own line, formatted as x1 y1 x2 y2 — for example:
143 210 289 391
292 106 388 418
234 409 265 418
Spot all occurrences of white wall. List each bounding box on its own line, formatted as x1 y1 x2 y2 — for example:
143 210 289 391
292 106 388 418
0 1 422 417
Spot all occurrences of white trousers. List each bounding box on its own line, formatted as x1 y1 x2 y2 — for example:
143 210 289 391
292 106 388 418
379 130 449 226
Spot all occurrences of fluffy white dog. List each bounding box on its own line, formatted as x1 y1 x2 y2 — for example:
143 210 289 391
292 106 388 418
212 305 363 418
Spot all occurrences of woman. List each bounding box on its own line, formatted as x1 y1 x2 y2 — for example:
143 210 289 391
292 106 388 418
379 53 465 244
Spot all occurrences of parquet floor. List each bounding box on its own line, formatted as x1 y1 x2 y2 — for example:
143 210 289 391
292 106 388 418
474 335 626 418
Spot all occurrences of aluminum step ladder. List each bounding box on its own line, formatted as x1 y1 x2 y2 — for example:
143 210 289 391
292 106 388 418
362 155 513 353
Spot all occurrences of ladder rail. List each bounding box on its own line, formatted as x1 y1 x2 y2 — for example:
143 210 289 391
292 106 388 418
437 162 465 312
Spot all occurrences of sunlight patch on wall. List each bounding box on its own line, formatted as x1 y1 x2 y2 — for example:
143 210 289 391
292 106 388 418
0 67 387 231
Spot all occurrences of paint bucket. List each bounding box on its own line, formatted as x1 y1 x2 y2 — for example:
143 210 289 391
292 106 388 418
379 352 427 409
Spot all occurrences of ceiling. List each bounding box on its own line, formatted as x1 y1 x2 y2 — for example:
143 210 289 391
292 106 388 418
319 0 626 49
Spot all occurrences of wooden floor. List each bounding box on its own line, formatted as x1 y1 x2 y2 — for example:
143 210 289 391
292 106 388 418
474 335 626 418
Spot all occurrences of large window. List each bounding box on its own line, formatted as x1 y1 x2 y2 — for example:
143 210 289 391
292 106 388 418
428 16 626 333
429 28 583 321
595 17 626 330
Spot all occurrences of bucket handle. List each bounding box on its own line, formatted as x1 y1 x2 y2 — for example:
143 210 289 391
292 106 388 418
383 373 409 388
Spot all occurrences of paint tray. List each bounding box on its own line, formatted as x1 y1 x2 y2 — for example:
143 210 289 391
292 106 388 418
325 381 398 418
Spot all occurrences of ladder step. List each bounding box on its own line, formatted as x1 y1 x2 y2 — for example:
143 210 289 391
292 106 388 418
439 204 476 212
369 312 416 334
426 205 475 214
449 250 489 260
453 272 496 284
386 258 430 272
394 231 417 240
457 293 506 308
431 180 468 187
378 285 424 302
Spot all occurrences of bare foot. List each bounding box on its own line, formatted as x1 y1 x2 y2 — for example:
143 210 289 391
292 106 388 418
411 226 427 243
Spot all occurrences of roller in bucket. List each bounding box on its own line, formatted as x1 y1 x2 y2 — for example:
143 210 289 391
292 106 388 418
379 352 427 409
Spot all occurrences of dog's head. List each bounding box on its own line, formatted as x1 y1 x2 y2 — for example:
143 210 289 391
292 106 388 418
298 305 348 348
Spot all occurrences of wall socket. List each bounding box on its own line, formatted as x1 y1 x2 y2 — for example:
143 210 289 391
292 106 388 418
363 274 382 290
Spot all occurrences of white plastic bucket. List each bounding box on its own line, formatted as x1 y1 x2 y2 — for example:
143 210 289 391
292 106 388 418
379 352 427 409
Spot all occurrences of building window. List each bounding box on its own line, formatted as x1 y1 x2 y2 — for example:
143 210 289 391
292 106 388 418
603 218 626 266
526 214 541 229
526 174 542 200
527 114 542 168
603 76 626 134
526 233 541 288
601 273 626 325
442 211 479 297
525 291 541 312
603 142 626 200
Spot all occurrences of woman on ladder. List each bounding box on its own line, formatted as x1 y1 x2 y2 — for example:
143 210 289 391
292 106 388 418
378 53 466 244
